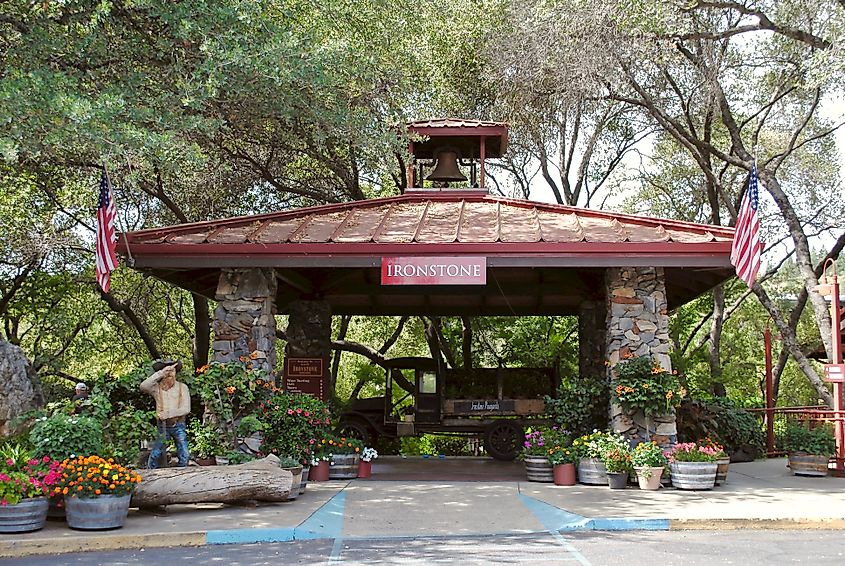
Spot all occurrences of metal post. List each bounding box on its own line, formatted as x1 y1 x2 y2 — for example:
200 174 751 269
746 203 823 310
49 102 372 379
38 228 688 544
765 324 775 455
479 136 486 190
828 268 843 471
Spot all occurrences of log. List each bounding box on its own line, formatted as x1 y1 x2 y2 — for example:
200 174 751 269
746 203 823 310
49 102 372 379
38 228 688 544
130 456 292 507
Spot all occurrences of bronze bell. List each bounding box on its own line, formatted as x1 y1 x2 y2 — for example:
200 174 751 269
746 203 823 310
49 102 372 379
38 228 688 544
426 150 467 183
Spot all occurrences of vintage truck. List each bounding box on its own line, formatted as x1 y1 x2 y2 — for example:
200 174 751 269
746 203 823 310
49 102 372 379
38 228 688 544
338 357 559 460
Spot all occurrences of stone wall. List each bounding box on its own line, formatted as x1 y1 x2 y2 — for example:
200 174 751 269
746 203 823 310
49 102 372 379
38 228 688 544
213 268 278 378
605 266 676 445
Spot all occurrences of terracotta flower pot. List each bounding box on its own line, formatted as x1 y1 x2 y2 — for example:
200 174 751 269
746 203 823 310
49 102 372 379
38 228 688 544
310 460 330 482
358 460 373 478
553 463 576 486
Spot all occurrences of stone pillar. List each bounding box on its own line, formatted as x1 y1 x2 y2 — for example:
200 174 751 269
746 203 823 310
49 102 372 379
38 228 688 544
213 268 278 378
284 299 333 393
578 300 607 382
605 267 675 445
284 300 332 359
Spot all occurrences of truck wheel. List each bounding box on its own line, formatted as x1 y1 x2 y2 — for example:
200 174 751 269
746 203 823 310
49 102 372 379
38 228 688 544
338 419 373 446
484 422 523 461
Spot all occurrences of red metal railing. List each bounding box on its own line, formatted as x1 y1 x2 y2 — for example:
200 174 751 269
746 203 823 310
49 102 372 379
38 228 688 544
747 405 845 469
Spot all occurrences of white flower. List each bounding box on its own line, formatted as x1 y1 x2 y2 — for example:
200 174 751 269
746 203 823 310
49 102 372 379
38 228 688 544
362 447 378 462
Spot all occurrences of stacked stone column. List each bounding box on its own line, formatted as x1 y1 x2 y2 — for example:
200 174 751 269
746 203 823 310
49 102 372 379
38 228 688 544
213 268 278 379
605 266 675 445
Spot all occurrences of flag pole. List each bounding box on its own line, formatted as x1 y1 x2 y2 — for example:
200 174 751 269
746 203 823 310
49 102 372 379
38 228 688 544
103 164 135 267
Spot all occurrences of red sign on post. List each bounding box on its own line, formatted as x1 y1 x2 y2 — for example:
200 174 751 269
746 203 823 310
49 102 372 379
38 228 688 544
381 256 487 285
284 357 327 401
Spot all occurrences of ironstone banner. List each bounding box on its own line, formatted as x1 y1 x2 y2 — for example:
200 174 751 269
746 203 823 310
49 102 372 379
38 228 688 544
381 256 487 285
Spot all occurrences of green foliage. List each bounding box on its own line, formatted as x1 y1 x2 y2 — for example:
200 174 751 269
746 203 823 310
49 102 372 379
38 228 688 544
258 390 332 465
102 403 157 467
545 376 609 437
194 359 266 451
783 423 836 456
277 456 301 469
223 450 255 465
399 435 473 457
611 355 684 416
29 413 104 462
186 419 225 459
677 398 765 458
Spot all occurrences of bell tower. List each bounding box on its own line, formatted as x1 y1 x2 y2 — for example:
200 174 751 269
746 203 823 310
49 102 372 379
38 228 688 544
405 119 508 192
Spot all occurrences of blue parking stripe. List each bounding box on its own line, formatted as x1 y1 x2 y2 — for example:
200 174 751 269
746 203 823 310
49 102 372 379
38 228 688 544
295 490 347 540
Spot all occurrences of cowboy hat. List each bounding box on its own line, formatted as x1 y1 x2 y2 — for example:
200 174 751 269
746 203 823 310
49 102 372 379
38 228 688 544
152 359 183 373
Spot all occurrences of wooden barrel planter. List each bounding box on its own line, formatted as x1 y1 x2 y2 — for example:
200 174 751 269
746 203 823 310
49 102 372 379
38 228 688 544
299 466 310 494
282 465 303 500
329 454 360 479
715 457 730 485
788 453 829 477
577 458 607 485
0 497 48 533
524 455 554 482
65 494 131 530
669 461 717 490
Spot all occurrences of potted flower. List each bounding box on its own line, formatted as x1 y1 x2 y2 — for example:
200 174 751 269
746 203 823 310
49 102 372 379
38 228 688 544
698 437 729 484
783 423 835 477
522 427 554 482
547 445 577 486
667 442 718 490
327 436 364 479
0 444 62 532
572 430 628 485
631 441 668 490
54 455 142 530
601 446 633 489
358 447 378 479
309 441 332 482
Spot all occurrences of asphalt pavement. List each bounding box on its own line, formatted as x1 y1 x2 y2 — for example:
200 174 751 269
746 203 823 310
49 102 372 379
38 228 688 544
1 456 843 558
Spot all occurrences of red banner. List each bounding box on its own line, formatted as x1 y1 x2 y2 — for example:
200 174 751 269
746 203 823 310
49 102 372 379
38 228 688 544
381 256 486 285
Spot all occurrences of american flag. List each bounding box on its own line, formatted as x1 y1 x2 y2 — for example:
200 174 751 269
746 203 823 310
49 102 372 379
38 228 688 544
95 170 118 293
730 166 762 287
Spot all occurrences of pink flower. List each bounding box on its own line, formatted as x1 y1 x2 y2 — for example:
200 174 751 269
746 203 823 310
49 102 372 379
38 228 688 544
287 409 294 415
42 456 50 463
5 459 12 466
296 408 302 414
304 411 310 417
309 439 315 445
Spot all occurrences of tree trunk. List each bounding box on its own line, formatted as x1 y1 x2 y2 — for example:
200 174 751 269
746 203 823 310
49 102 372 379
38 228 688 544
708 284 725 396
131 457 292 507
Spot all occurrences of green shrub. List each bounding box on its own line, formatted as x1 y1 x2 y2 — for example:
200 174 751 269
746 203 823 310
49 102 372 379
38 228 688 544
783 422 836 456
29 413 104 461
544 376 609 437
677 398 764 459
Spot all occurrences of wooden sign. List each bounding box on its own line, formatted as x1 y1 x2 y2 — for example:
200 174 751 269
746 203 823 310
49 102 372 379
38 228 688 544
381 256 486 285
283 357 327 401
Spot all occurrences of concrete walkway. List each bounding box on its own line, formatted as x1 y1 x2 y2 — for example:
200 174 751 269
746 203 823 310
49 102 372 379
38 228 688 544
1 457 843 558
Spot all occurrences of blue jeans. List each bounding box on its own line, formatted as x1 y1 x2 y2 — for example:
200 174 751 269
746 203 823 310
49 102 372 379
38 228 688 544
148 420 190 468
